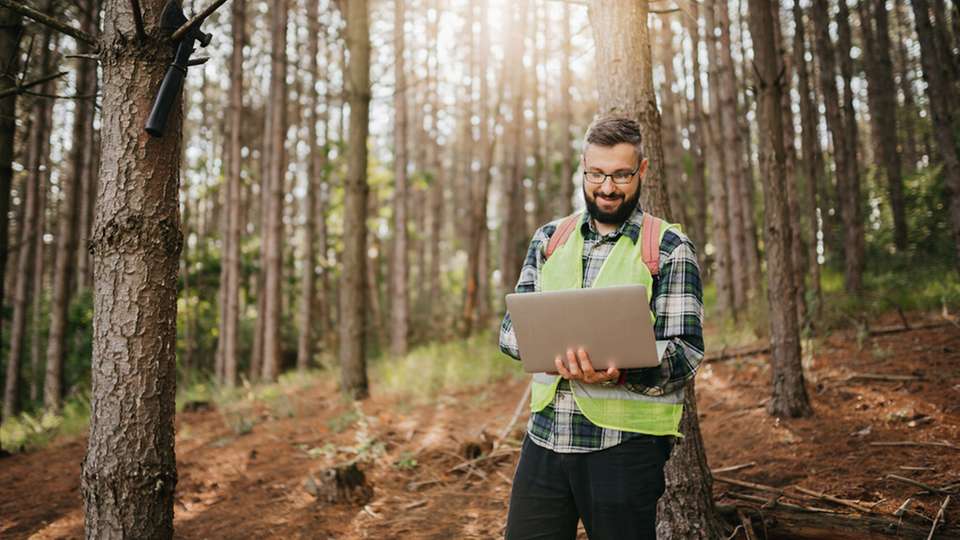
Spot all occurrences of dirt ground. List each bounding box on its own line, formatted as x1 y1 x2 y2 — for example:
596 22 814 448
2 313 959 539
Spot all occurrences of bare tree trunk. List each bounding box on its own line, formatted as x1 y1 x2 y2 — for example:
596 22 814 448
704 0 735 319
81 0 185 535
912 0 960 270
389 0 409 357
560 2 574 216
45 2 97 411
426 0 443 329
29 107 50 405
894 0 919 173
297 0 322 373
858 0 907 251
262 0 288 382
837 0 865 294
588 2 726 537
793 0 824 322
340 0 371 400
499 0 530 305
749 0 814 419
0 5 22 435
4 21 55 419
658 23 687 227
684 2 709 259
219 0 244 387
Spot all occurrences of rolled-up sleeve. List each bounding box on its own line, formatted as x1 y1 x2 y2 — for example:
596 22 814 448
622 231 705 396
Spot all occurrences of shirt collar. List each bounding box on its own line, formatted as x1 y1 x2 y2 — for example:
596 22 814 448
580 203 644 243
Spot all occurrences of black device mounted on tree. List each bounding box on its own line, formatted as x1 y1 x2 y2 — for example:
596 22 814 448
145 0 212 137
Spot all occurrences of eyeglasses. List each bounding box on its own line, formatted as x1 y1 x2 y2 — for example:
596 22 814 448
582 162 641 185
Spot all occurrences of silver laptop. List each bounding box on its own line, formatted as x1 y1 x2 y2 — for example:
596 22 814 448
505 284 667 373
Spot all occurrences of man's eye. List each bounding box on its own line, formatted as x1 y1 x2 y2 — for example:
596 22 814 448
612 172 632 179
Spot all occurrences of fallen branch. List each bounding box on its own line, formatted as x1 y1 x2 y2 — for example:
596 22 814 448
402 499 428 511
792 485 877 514
928 496 952 540
885 474 958 495
840 373 922 383
712 462 757 474
495 381 532 449
724 491 832 513
448 447 519 473
714 475 785 496
872 441 960 451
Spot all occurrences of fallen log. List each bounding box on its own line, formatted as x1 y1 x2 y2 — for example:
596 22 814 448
719 501 960 540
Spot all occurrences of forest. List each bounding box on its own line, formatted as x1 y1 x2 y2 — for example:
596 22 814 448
1 0 959 538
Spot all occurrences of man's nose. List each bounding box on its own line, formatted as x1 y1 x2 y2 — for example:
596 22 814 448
598 176 617 193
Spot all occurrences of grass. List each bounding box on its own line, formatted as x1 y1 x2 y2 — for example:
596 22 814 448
370 331 525 403
0 391 91 452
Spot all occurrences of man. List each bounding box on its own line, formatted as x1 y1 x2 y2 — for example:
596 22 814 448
499 117 704 540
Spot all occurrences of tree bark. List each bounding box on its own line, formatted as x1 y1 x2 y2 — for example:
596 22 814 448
426 0 443 329
262 0 288 382
893 0 919 173
749 0 813 419
81 0 185 535
912 0 960 271
858 0 908 251
793 0 824 321
389 0 409 358
0 4 22 434
29 96 51 405
588 2 727 537
703 0 735 318
560 2 574 216
340 0 371 400
220 0 244 387
4 19 55 419
684 2 709 260
45 1 97 411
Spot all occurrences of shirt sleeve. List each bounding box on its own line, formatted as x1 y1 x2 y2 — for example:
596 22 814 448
621 230 705 396
499 223 556 360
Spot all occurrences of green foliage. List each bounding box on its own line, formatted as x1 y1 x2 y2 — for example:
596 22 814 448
0 391 91 451
393 450 419 470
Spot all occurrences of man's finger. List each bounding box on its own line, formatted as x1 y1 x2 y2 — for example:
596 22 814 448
554 355 572 379
576 348 597 375
566 349 582 378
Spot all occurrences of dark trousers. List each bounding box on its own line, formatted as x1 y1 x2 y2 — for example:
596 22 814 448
504 435 671 540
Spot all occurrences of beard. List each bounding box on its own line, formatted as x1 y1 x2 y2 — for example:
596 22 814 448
583 185 641 225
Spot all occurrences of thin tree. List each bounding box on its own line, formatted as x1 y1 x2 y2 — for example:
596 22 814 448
912 0 960 270
559 2 574 216
44 0 97 412
390 0 409 357
340 0 371 399
262 0 288 382
858 0 907 250
749 0 814 418
4 18 55 419
587 1 726 537
683 1 708 257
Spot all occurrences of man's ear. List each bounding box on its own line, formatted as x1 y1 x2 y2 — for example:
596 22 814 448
638 158 649 178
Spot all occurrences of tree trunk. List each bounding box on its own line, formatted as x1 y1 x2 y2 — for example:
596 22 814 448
220 0 244 387
749 0 814 419
793 0 824 322
29 99 51 405
560 2 574 216
913 0 960 270
894 0 919 173
836 0 865 294
684 1 709 259
340 0 371 400
858 0 908 251
4 20 55 419
0 4 22 434
389 0 409 358
812 0 861 294
297 0 322 373
703 0 735 319
588 1 727 537
45 2 97 411
81 0 185 535
657 23 687 228
499 0 529 305
426 0 443 329
262 0 288 382
461 0 483 336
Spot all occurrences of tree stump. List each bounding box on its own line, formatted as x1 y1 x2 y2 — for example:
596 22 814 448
305 462 373 505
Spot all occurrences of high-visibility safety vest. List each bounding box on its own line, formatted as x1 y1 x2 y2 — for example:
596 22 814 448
529 211 685 437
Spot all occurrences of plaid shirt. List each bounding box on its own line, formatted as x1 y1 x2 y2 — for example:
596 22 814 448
499 206 705 453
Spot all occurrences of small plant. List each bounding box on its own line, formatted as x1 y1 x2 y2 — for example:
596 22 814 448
327 409 361 433
393 451 419 471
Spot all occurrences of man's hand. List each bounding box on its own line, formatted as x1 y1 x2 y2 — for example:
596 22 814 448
554 348 620 384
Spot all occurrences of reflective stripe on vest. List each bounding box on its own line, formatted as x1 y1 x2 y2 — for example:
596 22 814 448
530 211 685 437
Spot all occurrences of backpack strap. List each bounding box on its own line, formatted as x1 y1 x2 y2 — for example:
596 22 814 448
641 212 664 276
544 213 580 260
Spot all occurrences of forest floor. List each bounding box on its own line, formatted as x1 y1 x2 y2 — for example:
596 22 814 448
2 311 960 539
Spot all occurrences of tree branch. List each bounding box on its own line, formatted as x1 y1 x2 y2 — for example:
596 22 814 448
170 0 231 42
0 70 67 99
129 0 146 41
0 0 97 46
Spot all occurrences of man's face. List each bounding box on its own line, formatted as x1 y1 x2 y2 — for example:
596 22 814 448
582 143 647 225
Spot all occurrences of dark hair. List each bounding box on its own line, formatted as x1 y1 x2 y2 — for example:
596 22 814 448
583 116 644 160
